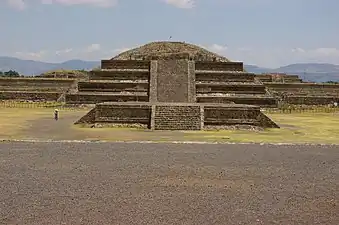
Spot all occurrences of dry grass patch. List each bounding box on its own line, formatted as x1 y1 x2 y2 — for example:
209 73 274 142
183 113 339 144
1 107 339 144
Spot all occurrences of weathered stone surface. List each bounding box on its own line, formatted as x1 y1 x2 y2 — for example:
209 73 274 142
78 81 148 93
256 74 302 83
101 60 150 70
111 41 231 62
0 91 61 101
90 70 149 81
195 61 244 72
153 104 201 130
76 102 279 129
150 59 196 103
65 93 148 104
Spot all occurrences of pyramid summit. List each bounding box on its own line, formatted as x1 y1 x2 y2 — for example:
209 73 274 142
112 41 231 62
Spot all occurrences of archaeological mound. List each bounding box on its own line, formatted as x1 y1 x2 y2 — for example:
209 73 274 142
74 41 279 130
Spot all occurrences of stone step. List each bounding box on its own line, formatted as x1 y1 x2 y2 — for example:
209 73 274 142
195 70 254 74
196 82 267 94
195 71 255 83
195 61 244 72
197 95 278 108
78 81 148 92
284 95 339 105
90 69 149 80
0 91 61 101
101 60 150 70
204 118 259 126
85 80 148 83
95 117 150 124
70 91 148 96
65 92 148 104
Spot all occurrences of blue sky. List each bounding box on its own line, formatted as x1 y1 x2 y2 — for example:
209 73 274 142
1 0 338 68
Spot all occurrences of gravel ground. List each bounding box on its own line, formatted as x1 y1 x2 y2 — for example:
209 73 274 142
0 142 338 225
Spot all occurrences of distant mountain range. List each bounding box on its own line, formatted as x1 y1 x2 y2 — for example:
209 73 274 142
1 56 339 83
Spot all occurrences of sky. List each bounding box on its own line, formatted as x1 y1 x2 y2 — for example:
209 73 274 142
1 0 338 68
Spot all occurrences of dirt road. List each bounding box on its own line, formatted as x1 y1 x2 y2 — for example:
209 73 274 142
0 142 338 224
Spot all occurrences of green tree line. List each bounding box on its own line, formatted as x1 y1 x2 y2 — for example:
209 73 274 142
0 70 20 77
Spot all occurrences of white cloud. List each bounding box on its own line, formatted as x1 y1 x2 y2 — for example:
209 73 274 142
41 0 117 7
15 50 46 60
7 0 25 10
7 0 195 9
207 44 228 54
164 0 195 8
85 44 101 53
55 48 73 55
310 48 339 57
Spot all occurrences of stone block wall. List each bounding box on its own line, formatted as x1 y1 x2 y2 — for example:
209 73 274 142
149 59 196 103
78 81 148 93
195 62 244 71
256 74 302 83
75 102 279 129
196 71 255 82
197 96 278 108
65 93 148 104
196 83 266 94
265 83 339 97
0 91 61 101
152 104 202 130
101 60 150 70
90 70 149 81
0 78 75 92
204 105 260 125
284 96 339 105
95 103 151 124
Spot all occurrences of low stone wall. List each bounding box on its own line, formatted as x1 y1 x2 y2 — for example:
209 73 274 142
0 78 76 92
204 105 260 126
75 102 279 129
284 96 339 105
196 83 266 94
195 61 244 72
78 81 149 92
74 108 96 124
95 103 151 124
265 83 339 95
152 104 202 130
196 71 255 82
256 74 302 83
197 96 278 108
101 60 150 70
0 91 61 101
65 93 148 104
90 70 149 81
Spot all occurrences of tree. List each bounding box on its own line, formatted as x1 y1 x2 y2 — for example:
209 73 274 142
3 70 20 77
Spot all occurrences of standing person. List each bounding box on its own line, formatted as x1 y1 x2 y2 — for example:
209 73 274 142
54 109 59 121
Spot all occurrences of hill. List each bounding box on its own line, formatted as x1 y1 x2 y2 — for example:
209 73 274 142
0 56 338 82
0 57 99 75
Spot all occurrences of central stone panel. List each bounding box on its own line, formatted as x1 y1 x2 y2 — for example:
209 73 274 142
152 104 202 130
150 59 195 103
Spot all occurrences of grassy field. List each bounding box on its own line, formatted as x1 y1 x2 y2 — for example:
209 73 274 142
1 107 339 144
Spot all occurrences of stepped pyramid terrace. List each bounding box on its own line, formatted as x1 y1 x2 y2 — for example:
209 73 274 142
73 41 279 130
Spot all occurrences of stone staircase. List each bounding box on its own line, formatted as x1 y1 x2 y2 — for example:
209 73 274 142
195 70 277 108
65 61 151 104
